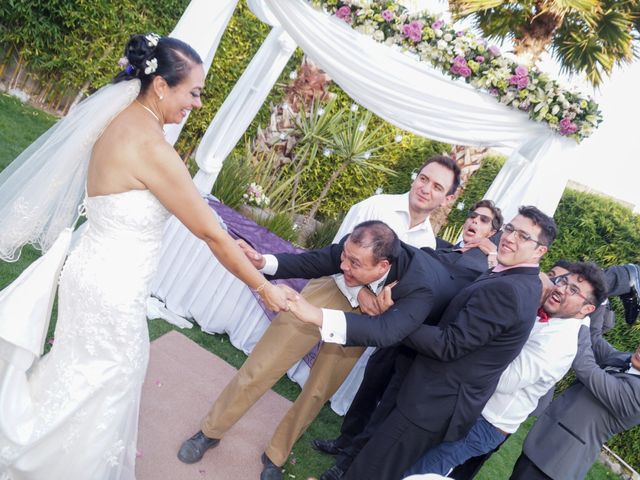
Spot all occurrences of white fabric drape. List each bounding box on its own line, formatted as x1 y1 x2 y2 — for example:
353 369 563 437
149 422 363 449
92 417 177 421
164 0 239 145
192 26 297 192
264 0 550 149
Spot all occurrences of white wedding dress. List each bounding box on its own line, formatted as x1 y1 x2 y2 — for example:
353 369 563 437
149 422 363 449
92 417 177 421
0 189 169 479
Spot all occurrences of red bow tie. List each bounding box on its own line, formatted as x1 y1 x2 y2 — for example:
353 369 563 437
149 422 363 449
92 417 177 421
537 308 550 323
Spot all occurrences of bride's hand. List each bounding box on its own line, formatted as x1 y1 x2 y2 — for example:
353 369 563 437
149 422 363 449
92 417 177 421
259 283 297 312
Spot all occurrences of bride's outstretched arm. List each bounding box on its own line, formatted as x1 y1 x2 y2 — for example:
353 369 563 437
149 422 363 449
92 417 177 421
138 142 292 312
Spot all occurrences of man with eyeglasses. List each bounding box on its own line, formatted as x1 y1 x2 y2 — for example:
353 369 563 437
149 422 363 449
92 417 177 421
403 261 607 478
287 206 556 479
549 260 640 327
511 293 640 479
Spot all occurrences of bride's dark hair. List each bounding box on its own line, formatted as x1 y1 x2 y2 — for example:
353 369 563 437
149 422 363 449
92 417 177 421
113 33 203 93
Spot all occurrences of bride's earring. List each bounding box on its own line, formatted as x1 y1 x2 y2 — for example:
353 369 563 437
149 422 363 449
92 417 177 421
159 95 163 101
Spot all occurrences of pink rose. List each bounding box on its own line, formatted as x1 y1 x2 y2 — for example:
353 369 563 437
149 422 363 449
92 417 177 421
514 65 528 77
459 66 472 78
382 9 394 21
474 55 485 63
559 118 578 135
336 6 351 20
431 19 444 30
517 76 529 89
402 20 423 43
488 45 501 56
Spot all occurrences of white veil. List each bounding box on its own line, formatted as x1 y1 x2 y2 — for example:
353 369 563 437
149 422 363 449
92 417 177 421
0 80 141 262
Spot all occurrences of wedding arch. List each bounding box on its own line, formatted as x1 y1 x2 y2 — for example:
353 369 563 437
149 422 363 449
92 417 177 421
151 0 600 414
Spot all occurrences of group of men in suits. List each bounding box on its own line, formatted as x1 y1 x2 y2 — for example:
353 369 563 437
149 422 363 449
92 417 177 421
176 155 640 480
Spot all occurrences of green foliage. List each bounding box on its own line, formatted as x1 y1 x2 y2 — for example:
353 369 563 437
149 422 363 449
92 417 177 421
380 135 451 194
0 0 191 102
249 211 298 243
446 155 506 228
210 150 253 209
0 93 55 169
305 217 343 249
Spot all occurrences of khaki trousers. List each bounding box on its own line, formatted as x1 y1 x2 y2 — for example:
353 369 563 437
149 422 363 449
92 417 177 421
201 276 364 466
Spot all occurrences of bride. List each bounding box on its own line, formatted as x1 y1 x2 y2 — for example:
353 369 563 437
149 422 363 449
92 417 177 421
0 33 291 479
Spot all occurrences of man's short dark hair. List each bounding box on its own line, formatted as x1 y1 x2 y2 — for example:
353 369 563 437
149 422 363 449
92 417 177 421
471 199 503 232
567 261 608 306
551 259 572 271
417 155 461 196
350 221 400 264
518 205 557 247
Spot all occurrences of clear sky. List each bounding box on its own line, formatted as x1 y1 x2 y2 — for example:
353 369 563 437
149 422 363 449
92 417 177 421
562 61 640 211
412 0 640 211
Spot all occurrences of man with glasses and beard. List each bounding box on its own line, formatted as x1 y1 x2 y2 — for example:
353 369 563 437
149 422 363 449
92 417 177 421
403 262 607 478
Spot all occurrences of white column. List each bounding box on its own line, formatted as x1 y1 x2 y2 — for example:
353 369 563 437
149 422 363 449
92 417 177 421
484 133 575 222
164 0 240 145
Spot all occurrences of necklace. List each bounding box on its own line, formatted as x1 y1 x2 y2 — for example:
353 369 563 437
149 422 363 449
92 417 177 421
136 100 162 125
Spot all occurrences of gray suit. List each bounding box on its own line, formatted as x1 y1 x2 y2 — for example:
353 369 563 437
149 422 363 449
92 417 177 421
515 327 640 480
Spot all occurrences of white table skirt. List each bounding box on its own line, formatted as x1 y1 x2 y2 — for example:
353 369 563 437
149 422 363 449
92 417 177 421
149 216 372 415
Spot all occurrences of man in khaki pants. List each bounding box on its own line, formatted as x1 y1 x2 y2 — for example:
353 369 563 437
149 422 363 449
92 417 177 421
178 156 461 480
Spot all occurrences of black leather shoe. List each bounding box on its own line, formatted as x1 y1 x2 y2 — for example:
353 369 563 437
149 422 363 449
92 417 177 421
311 438 343 456
260 453 283 480
621 264 640 325
320 464 345 480
177 430 220 464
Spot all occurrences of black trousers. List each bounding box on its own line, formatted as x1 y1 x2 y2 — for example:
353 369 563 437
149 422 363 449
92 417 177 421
343 408 445 480
335 347 400 447
509 453 552 480
336 348 414 471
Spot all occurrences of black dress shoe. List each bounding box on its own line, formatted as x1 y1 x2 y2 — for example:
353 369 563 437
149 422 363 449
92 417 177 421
311 438 343 456
320 464 345 480
621 290 639 325
260 452 283 480
177 430 220 464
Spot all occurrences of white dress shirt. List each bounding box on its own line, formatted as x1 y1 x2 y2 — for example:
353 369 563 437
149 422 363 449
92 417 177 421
481 315 590 434
332 192 435 308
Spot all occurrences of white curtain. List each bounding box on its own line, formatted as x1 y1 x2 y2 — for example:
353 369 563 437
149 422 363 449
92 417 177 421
164 0 240 145
260 0 575 217
192 26 297 192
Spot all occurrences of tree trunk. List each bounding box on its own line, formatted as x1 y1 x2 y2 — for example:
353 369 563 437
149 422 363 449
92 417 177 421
513 7 564 64
8 53 23 89
306 159 350 221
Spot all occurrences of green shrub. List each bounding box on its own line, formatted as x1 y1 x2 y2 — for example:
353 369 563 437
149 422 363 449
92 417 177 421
305 217 344 249
250 211 298 243
210 151 253 209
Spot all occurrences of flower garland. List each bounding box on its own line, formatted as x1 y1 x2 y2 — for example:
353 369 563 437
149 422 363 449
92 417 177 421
310 0 602 142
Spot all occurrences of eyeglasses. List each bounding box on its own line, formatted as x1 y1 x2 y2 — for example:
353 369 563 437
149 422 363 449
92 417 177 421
468 210 493 224
501 223 545 245
553 275 593 304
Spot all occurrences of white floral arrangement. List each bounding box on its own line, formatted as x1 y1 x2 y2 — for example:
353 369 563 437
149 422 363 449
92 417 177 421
243 182 271 208
310 0 602 142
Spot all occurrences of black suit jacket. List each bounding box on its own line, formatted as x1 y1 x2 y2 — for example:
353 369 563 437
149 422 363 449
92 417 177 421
396 266 541 442
270 238 471 348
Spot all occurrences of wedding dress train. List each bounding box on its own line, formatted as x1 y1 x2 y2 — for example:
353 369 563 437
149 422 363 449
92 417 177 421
0 189 168 479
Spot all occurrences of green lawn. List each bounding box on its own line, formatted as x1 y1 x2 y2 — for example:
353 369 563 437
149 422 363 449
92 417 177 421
0 92 622 479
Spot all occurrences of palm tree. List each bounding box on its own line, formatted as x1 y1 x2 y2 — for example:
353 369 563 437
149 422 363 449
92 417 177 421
448 0 640 86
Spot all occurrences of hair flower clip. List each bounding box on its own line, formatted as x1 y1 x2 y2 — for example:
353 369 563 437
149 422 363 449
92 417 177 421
145 33 160 47
117 56 129 68
144 58 158 75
